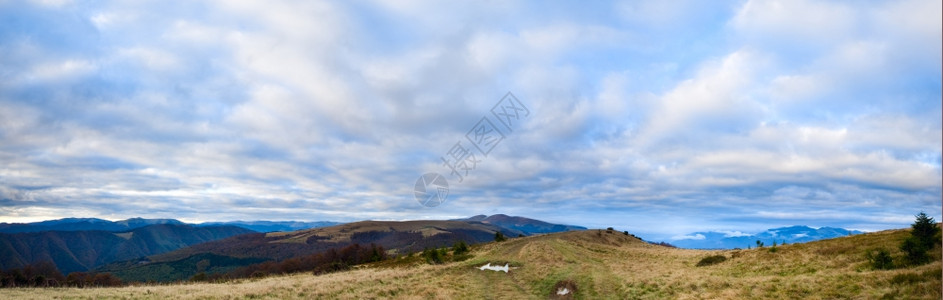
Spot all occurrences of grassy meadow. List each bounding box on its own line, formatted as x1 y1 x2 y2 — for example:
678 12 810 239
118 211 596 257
2 227 940 299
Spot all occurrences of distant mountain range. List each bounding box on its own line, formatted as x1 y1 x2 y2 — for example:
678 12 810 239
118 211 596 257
0 218 340 234
98 219 543 282
454 214 587 235
0 214 585 282
197 220 342 233
0 217 184 233
0 224 253 273
671 225 864 249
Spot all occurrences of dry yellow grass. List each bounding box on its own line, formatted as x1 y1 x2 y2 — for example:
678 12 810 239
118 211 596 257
2 228 940 299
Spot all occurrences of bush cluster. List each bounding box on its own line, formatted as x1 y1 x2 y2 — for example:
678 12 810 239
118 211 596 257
866 248 894 270
422 247 447 264
225 243 387 280
452 240 469 255
695 255 727 267
0 261 123 288
864 212 940 270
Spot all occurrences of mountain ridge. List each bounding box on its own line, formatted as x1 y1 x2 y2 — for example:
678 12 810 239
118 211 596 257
0 224 254 273
0 217 185 233
671 225 864 249
452 214 587 235
96 219 533 282
0 218 341 234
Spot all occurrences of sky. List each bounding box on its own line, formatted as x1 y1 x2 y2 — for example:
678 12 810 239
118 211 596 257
0 0 940 241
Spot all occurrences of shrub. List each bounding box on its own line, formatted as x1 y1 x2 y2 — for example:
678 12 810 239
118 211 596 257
189 272 208 282
452 241 469 255
1 261 67 288
422 248 444 264
900 237 928 265
494 232 507 242
695 255 727 267
650 241 677 248
865 248 894 270
890 272 926 285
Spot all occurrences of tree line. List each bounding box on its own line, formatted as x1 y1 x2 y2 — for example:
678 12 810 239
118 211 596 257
204 243 387 281
0 261 122 288
1 242 388 288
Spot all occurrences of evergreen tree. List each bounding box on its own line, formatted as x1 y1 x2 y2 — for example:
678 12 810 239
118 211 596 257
900 212 940 265
866 248 894 270
494 231 507 242
911 212 940 250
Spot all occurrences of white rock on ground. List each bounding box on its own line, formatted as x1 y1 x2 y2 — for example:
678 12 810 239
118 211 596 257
556 287 570 295
478 263 509 273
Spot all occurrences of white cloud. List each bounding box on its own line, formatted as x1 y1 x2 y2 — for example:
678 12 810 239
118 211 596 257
731 0 857 47
22 59 96 82
117 48 179 71
672 233 705 240
0 0 938 237
30 0 71 8
635 50 767 147
720 231 750 238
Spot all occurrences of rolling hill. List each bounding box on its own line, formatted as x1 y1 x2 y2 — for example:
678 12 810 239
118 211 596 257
4 226 939 299
149 220 525 263
0 224 254 273
456 214 587 235
97 220 527 282
196 220 342 233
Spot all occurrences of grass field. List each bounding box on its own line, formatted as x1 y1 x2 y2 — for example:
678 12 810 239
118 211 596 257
2 227 940 299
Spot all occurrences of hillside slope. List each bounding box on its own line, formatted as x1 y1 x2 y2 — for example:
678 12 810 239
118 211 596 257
457 214 587 235
148 220 524 264
92 220 525 282
0 224 254 273
196 220 341 233
3 227 940 299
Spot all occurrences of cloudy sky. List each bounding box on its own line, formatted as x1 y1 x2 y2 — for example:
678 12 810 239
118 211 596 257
0 0 940 241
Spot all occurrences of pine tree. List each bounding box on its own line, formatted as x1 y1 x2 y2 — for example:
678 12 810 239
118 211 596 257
911 212 940 250
900 212 940 265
